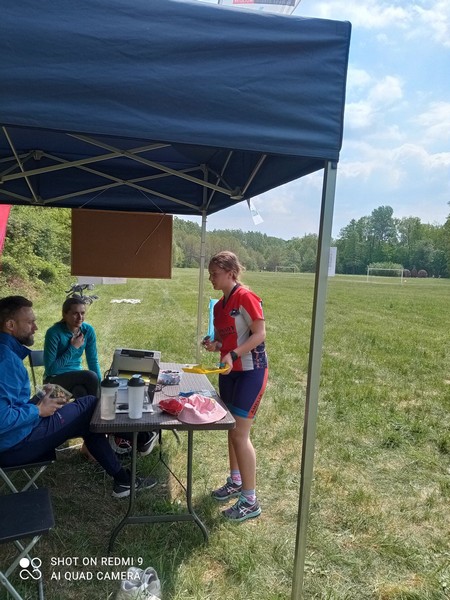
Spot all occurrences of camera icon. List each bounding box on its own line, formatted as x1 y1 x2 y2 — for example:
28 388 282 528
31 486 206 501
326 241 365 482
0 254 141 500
19 557 42 581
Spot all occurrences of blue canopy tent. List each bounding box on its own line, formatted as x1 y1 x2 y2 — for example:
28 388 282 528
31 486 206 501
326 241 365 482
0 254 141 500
0 0 351 596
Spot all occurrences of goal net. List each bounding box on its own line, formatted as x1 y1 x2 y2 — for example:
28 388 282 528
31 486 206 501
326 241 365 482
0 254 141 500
366 267 404 284
275 266 298 273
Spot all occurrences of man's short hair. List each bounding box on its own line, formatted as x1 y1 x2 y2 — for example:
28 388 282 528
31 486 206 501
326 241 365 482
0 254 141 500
0 296 33 328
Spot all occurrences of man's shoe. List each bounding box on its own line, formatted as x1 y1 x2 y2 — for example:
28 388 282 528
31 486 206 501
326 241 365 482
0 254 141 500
138 431 158 457
116 577 160 599
110 436 133 455
222 495 261 522
121 566 161 598
211 477 242 501
112 475 157 499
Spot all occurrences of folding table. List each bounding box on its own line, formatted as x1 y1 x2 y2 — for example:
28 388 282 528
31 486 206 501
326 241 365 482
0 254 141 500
90 362 235 551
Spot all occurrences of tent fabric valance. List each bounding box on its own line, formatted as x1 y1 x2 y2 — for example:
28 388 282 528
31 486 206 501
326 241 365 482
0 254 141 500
0 0 351 215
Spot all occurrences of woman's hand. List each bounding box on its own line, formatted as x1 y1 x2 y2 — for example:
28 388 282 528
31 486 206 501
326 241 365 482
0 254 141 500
71 329 84 349
221 353 233 374
202 336 222 353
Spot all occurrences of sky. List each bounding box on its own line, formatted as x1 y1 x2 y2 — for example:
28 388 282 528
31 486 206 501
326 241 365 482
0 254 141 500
185 0 450 240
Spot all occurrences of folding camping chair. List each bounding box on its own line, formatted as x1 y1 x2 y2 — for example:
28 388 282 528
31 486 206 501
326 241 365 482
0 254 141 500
0 450 56 494
0 350 56 493
28 349 45 394
0 487 55 600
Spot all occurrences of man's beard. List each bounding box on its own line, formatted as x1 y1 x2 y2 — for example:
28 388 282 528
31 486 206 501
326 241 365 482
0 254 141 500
17 334 34 347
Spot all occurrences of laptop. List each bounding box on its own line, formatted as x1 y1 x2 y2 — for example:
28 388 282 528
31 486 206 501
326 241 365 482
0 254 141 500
110 348 161 375
110 349 161 412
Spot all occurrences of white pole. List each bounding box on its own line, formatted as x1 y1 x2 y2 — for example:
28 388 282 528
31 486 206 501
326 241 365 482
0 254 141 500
291 161 337 599
195 166 209 363
195 212 208 363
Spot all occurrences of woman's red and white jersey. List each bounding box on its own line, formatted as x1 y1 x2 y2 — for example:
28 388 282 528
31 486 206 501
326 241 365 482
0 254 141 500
214 285 267 371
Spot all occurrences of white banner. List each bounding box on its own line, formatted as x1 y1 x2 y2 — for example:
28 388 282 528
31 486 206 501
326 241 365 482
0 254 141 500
247 198 264 225
328 247 337 277
218 0 301 15
77 276 127 285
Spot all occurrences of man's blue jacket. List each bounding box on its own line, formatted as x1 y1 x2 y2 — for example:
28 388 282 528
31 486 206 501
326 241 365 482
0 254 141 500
0 332 40 452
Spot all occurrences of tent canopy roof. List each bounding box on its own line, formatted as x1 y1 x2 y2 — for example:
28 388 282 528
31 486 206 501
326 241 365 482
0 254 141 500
0 0 351 215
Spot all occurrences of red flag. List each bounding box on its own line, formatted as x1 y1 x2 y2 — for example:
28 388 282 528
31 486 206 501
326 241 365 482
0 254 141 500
0 205 11 255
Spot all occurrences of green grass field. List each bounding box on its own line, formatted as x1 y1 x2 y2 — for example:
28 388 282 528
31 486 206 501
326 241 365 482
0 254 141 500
2 270 450 599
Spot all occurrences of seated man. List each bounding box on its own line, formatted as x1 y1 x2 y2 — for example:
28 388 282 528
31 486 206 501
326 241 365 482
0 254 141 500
0 295 157 498
43 297 101 398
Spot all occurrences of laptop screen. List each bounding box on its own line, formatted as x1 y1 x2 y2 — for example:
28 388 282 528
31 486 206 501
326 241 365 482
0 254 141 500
110 348 161 403
146 359 160 403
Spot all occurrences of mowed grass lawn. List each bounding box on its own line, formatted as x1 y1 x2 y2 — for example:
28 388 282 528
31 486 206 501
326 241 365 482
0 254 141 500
3 269 450 600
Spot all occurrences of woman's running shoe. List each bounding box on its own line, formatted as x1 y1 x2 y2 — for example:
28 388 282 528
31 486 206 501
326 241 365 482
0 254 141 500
211 477 242 501
222 495 261 522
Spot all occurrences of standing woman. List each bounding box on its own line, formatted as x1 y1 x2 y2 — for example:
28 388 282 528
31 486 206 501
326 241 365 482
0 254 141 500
43 298 102 398
204 251 268 522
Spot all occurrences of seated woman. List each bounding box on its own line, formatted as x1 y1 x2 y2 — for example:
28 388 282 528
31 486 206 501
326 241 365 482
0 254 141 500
43 298 101 398
44 297 157 457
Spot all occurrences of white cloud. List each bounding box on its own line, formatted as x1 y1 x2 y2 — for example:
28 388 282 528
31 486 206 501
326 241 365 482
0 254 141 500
338 160 375 179
368 75 403 105
387 145 446 185
392 143 450 171
368 124 404 144
302 1 410 29
375 32 392 45
344 101 374 129
413 1 450 48
344 75 404 131
428 152 450 168
416 102 450 144
341 140 450 179
300 1 450 48
346 67 372 89
254 191 292 215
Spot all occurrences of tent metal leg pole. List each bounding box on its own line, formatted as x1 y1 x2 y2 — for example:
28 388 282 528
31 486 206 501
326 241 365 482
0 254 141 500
195 211 208 363
291 161 337 600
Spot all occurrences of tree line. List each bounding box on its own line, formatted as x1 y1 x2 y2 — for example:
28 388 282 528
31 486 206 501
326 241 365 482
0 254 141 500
1 204 450 292
335 206 449 277
174 206 450 277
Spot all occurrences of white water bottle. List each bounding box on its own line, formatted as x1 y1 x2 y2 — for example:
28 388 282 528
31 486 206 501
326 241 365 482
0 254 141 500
100 378 119 420
127 376 145 419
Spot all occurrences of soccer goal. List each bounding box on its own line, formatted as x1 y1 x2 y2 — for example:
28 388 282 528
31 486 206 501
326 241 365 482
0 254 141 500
366 266 404 284
275 266 298 273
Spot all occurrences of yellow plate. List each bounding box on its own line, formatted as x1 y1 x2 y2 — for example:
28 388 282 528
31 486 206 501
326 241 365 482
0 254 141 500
182 364 229 375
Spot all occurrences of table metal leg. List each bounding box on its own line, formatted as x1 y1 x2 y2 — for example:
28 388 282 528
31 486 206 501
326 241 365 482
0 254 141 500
186 431 208 542
108 430 208 550
108 431 138 553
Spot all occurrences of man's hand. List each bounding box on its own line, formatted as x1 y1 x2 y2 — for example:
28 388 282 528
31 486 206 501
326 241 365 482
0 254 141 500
41 383 54 395
37 391 66 417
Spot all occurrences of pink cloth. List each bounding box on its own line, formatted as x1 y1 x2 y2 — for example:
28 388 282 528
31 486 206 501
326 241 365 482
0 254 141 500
178 394 226 425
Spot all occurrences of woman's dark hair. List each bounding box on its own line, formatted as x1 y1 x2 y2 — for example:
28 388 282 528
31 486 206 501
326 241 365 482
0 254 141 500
62 297 86 316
